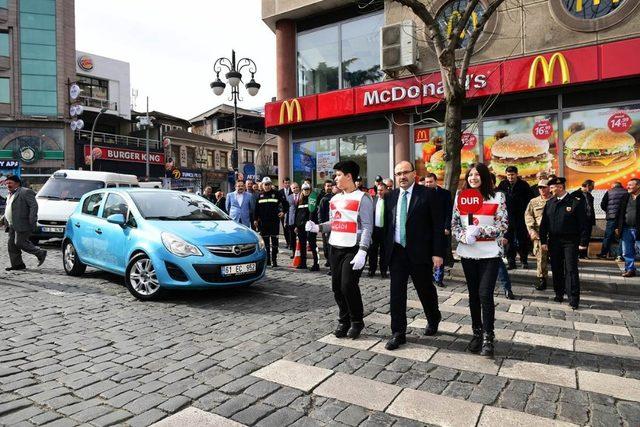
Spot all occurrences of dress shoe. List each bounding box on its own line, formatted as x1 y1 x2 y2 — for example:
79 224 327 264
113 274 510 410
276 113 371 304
272 260 278 268
507 262 517 270
553 295 564 303
5 264 26 271
424 313 441 336
37 251 47 267
368 271 375 278
380 272 388 279
622 270 636 278
309 264 319 272
435 281 445 288
468 328 482 353
295 264 307 270
333 323 349 338
521 262 529 269
569 302 579 310
385 333 406 350
266 258 272 266
326 270 332 276
504 289 515 300
535 277 547 291
480 332 495 358
324 261 330 267
346 321 364 339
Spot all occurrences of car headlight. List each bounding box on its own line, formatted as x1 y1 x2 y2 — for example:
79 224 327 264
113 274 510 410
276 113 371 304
161 232 203 257
252 230 265 250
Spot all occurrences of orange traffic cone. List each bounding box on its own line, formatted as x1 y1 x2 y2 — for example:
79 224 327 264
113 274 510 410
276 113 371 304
292 241 302 268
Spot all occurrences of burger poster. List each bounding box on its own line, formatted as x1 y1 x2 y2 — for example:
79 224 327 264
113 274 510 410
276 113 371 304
414 125 480 183
483 114 559 184
563 106 640 190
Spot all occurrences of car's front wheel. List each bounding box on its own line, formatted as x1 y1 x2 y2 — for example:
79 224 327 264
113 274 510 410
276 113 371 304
125 253 163 300
63 240 86 276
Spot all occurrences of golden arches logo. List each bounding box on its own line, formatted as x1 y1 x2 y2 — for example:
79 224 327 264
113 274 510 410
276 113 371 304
279 99 302 124
575 0 619 13
528 53 571 89
446 10 479 40
415 129 429 141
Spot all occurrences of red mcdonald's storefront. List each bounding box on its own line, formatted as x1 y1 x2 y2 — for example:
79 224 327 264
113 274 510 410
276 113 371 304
265 37 640 213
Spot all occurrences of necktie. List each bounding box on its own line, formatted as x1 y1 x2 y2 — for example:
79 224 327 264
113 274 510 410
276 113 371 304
400 191 407 247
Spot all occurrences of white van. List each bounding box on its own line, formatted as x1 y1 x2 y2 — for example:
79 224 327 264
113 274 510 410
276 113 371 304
33 170 139 242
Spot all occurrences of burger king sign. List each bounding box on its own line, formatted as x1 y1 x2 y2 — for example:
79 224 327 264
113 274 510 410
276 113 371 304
77 55 94 71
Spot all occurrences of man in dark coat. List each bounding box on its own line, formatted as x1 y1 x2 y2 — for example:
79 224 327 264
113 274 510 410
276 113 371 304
254 177 285 267
2 175 47 270
571 180 595 259
498 166 534 269
599 182 626 259
278 177 292 247
424 173 452 285
615 178 640 277
318 180 335 270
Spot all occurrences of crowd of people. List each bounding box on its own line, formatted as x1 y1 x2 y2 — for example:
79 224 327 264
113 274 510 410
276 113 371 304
217 160 639 358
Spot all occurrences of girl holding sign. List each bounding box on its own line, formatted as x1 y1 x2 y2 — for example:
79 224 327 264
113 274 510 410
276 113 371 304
452 163 508 357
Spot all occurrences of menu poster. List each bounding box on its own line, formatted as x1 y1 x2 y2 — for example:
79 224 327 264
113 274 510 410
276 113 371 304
563 105 640 190
316 150 337 180
483 114 559 184
414 125 480 183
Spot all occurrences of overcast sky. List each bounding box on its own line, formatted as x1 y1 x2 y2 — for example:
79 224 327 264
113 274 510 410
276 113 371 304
75 0 276 120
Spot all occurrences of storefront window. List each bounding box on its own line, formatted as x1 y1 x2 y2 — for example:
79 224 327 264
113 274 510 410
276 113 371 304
77 76 109 101
220 152 228 169
563 105 640 190
483 114 559 184
293 132 388 188
341 13 384 89
414 125 480 186
297 12 383 96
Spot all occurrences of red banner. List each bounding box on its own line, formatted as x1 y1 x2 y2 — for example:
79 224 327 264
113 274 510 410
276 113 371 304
84 146 165 165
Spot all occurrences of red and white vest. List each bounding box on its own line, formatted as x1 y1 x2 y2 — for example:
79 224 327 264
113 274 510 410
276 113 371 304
329 190 365 248
455 193 504 259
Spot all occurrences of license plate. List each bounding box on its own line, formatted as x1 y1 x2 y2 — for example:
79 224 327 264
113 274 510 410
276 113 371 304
42 226 64 233
222 263 257 276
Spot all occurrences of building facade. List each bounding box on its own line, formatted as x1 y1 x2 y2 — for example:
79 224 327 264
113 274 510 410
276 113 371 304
190 104 278 184
0 0 76 187
262 0 640 216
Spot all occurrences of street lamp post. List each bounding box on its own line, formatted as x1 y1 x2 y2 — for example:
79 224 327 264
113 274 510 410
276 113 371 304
210 50 260 179
89 107 108 171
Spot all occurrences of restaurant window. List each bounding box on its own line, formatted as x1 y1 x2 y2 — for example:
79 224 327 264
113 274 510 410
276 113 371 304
292 131 388 189
77 76 108 101
243 149 254 164
297 12 383 96
220 151 228 169
272 152 278 167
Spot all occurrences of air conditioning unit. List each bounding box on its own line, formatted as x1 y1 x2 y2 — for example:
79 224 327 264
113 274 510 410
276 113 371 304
381 21 417 71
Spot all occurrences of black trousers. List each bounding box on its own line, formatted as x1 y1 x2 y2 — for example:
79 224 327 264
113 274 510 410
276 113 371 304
579 226 593 258
461 257 499 334
506 221 530 264
8 227 45 267
281 218 289 246
330 246 364 324
287 224 297 252
297 229 318 267
262 235 278 263
368 227 387 275
322 233 331 267
389 244 440 334
549 238 580 306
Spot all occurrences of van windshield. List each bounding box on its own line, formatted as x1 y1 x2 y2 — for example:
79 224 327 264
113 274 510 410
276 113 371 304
130 192 229 221
38 178 104 201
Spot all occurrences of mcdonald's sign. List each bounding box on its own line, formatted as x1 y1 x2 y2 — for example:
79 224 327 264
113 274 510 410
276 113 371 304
279 99 303 124
414 128 430 143
528 53 571 89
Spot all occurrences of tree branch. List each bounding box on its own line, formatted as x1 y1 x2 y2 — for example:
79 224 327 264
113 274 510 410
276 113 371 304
392 0 446 53
446 0 481 54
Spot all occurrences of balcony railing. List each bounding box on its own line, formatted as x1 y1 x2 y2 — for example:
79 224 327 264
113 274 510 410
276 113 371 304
75 130 161 150
78 96 118 112
212 127 266 143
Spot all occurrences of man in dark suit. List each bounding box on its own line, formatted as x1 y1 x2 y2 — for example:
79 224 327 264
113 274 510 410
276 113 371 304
424 172 452 285
2 175 47 271
214 191 226 213
278 177 292 248
571 180 595 259
383 161 445 350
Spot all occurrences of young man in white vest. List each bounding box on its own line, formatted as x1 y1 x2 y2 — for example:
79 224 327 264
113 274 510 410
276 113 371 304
306 160 374 339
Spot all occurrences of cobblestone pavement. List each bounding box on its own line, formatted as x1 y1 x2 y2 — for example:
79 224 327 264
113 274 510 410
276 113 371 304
1 234 640 426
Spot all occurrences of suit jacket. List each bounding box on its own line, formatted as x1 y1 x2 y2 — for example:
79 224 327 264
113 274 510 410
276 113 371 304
225 191 255 227
616 192 640 236
215 197 227 213
278 187 291 215
434 186 453 231
286 193 300 226
383 184 445 265
2 187 38 232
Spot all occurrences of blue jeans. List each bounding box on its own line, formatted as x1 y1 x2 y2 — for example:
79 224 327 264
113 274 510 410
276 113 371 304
600 219 619 257
497 258 511 291
621 227 637 272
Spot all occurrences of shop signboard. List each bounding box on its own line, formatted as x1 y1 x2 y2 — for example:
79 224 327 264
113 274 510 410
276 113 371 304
317 150 337 176
563 105 640 190
83 146 165 165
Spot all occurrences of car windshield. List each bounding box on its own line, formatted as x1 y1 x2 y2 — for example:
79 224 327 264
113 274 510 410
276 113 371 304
130 192 229 221
38 178 104 201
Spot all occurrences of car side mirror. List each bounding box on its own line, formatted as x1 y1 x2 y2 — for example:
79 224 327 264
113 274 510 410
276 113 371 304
107 213 126 226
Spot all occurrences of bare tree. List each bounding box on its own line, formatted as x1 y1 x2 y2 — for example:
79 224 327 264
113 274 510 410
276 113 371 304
257 152 275 177
381 0 508 191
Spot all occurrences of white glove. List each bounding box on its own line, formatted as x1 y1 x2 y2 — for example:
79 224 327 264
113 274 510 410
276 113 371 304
350 249 367 271
465 226 481 245
305 221 319 233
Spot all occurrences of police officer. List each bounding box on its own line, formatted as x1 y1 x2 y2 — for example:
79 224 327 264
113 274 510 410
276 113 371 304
525 179 552 291
539 177 589 310
254 177 285 267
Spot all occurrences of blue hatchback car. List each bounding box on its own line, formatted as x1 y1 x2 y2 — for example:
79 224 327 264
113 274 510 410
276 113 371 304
62 188 267 300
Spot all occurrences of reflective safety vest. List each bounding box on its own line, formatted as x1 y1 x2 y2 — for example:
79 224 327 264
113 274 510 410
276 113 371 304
329 190 365 247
